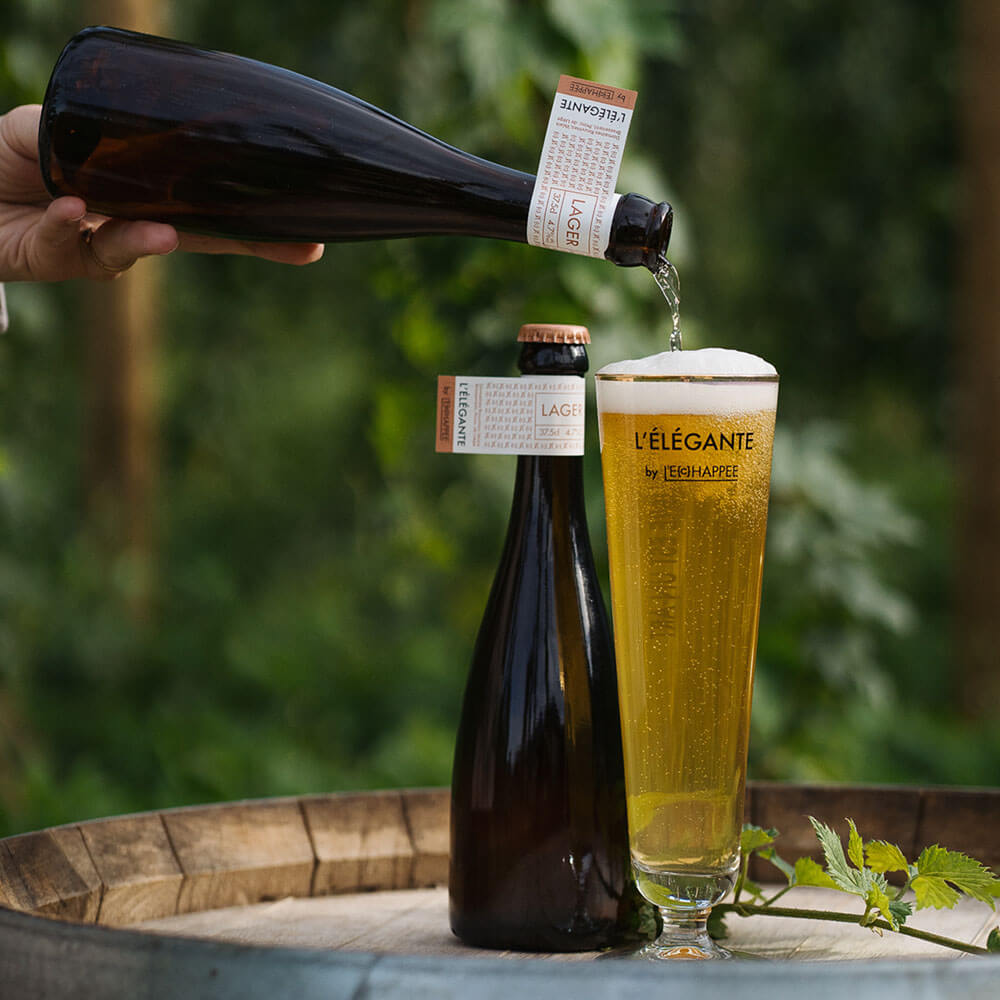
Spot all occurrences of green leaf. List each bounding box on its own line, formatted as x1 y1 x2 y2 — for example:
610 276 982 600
706 907 729 941
988 928 1000 953
741 824 778 854
865 840 909 875
809 817 864 895
865 884 898 930
888 899 913 927
914 845 1000 909
742 878 765 902
793 856 840 891
810 818 851 882
847 819 865 870
807 818 892 906
912 874 961 910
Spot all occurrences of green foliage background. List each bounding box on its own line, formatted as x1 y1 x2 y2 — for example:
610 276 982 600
1 0 994 835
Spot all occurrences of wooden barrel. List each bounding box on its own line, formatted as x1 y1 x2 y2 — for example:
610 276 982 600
0 783 997 998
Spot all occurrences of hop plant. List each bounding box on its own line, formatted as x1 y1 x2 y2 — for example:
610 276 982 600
709 818 1000 955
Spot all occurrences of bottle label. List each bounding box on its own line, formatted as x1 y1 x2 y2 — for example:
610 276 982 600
436 375 585 455
527 76 637 259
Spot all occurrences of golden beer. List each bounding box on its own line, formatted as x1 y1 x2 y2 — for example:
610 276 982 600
595 363 777 918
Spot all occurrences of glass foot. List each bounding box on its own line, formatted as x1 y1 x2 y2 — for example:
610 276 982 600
622 857 741 960
634 914 732 960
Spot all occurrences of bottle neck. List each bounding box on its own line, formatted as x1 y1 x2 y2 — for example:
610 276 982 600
517 341 588 377
509 338 590 526
511 189 673 271
604 193 673 270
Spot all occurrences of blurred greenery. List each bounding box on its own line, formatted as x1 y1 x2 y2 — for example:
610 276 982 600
1 0 994 836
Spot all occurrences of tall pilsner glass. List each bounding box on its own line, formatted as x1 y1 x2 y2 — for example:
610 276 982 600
595 349 778 960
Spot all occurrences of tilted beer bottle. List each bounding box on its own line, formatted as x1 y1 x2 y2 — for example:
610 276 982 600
38 27 672 269
449 324 656 951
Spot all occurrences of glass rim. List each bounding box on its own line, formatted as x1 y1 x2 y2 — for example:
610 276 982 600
594 373 779 384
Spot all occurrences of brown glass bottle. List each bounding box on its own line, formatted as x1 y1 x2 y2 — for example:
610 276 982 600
449 324 656 952
37 27 672 269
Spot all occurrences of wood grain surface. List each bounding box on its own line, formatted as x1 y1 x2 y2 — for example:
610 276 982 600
131 884 997 961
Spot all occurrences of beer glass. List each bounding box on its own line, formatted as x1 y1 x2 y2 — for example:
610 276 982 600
595 351 778 960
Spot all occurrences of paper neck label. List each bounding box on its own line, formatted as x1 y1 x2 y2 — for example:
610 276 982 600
527 75 637 259
436 375 585 456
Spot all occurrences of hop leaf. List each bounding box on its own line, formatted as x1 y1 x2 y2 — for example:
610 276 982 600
847 819 865 870
865 883 898 930
810 817 856 889
912 846 1000 910
793 856 839 890
808 817 892 904
810 817 869 895
888 899 913 927
912 874 961 910
988 928 1000 953
865 840 909 875
707 907 729 941
741 824 778 853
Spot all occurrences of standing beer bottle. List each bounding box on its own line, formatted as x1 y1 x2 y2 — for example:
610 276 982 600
449 324 656 952
38 27 672 270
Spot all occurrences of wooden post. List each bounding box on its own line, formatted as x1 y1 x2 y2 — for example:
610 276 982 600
83 0 168 617
956 0 1000 716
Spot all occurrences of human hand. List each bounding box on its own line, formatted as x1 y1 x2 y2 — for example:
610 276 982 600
0 105 324 283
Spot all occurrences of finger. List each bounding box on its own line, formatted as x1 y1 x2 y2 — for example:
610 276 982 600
15 197 88 280
2 105 43 161
38 196 88 245
0 105 50 202
175 232 324 265
81 218 179 278
242 241 324 266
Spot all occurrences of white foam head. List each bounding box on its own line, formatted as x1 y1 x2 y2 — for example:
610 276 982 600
598 347 776 377
595 348 778 415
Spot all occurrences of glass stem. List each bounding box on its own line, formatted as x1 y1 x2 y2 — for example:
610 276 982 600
659 908 711 940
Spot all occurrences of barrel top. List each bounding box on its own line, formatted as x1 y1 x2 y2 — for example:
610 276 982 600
0 784 997 998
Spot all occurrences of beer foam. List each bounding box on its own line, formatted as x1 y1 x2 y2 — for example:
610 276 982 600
597 348 776 378
595 348 778 415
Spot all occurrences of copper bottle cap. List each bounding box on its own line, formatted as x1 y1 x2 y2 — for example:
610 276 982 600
517 323 590 345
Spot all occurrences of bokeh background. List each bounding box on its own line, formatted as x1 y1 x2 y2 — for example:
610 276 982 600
1 0 997 837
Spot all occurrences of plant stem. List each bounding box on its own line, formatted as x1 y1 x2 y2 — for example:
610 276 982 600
763 885 794 906
712 902 992 956
732 852 751 905
893 877 914 901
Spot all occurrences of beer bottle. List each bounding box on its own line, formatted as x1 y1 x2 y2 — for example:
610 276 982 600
38 27 672 270
449 324 656 952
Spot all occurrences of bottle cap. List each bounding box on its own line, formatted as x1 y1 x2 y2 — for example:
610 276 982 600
517 323 590 345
